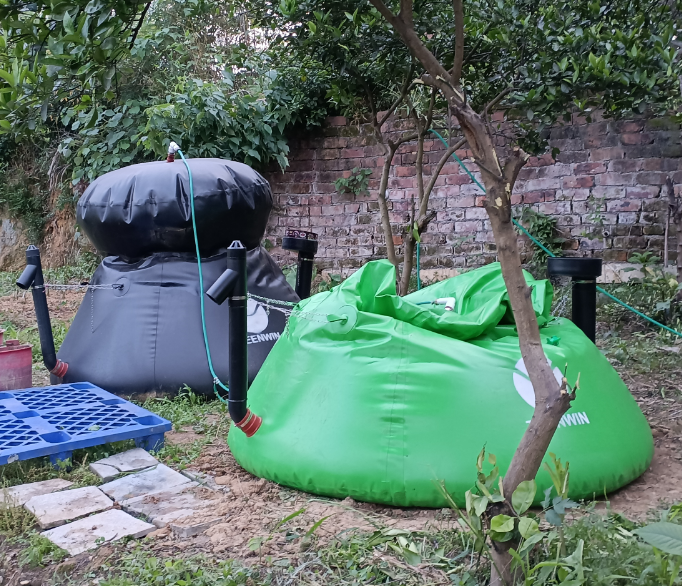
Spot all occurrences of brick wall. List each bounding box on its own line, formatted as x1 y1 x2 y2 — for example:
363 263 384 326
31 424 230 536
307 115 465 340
263 113 681 274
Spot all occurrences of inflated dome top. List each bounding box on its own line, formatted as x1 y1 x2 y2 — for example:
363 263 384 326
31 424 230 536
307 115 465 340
77 158 272 259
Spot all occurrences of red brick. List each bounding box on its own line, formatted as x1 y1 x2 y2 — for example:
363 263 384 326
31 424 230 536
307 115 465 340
597 173 634 186
395 166 416 177
621 132 654 145
607 200 640 212
562 176 594 188
590 147 625 161
575 162 607 174
523 191 545 204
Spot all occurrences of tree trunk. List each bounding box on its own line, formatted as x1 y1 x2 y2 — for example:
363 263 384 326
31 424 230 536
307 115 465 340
363 8 576 581
666 176 682 299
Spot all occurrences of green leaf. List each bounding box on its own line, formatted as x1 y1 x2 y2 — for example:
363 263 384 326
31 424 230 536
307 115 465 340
490 514 514 533
635 522 682 555
512 480 536 515
518 517 539 539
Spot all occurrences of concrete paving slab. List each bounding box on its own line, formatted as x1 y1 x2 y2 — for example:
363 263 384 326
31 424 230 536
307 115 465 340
170 517 222 538
94 448 158 473
100 464 191 502
42 509 155 556
121 484 217 528
25 486 113 529
1 479 73 508
89 463 119 481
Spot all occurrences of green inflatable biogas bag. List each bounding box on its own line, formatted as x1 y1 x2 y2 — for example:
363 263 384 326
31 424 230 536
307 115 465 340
229 260 653 507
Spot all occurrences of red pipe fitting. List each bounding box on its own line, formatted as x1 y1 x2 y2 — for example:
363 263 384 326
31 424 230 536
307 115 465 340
236 409 262 437
50 359 68 378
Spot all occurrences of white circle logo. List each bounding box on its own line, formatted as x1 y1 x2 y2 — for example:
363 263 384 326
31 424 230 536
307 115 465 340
512 357 563 408
247 298 269 334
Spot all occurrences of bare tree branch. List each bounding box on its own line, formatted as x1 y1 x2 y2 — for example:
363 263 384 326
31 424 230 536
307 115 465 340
378 63 416 127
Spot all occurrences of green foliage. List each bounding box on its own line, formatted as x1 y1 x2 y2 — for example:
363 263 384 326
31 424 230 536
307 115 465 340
0 495 35 536
142 387 229 467
0 151 51 242
142 386 225 429
581 194 607 241
600 256 682 333
0 251 100 295
99 553 256 586
335 167 372 196
0 0 330 184
18 532 68 567
258 0 682 155
515 207 566 275
1 318 69 364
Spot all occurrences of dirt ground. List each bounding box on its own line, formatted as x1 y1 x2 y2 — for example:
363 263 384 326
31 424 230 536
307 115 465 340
1 287 682 585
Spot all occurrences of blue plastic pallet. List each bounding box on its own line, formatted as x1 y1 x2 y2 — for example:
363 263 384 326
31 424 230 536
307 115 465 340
0 383 172 467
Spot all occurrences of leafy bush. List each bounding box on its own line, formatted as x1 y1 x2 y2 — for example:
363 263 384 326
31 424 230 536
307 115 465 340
600 253 682 335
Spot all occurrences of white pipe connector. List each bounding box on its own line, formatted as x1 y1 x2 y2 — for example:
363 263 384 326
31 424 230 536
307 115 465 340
434 297 456 311
168 141 181 155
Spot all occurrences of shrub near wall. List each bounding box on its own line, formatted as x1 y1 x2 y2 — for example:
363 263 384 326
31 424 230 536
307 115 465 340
264 113 681 274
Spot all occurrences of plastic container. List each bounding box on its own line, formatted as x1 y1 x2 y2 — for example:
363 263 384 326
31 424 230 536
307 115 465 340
0 334 33 391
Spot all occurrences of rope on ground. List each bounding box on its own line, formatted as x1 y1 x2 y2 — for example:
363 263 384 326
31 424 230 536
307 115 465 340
427 128 682 339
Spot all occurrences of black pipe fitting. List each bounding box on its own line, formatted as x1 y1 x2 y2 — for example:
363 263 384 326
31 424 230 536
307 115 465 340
282 230 319 300
547 257 603 343
15 246 68 378
207 241 261 436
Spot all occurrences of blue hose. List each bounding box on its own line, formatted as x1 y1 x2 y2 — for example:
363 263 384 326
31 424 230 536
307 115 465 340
177 149 230 403
428 129 682 339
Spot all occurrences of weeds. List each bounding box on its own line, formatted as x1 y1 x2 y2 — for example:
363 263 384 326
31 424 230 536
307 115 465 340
0 440 133 489
0 497 36 536
142 387 230 467
0 250 100 296
98 552 258 586
18 532 68 567
0 318 70 364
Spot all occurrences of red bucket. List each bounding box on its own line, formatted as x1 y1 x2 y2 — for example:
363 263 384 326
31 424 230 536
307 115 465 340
0 334 33 391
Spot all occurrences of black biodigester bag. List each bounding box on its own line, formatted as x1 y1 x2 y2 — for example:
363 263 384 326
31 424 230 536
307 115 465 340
57 159 298 396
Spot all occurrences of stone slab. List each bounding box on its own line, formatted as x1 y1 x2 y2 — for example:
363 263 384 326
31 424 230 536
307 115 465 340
170 517 222 538
25 486 113 529
1 479 74 508
89 463 119 481
42 509 155 556
100 464 192 502
121 484 218 528
93 448 158 473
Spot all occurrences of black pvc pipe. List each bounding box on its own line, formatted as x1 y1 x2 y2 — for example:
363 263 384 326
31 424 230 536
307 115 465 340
282 230 319 300
572 280 597 343
224 241 261 436
296 252 315 300
547 257 602 343
15 246 68 378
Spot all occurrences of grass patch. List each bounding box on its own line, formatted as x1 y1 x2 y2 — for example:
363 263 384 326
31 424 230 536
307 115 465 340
98 552 259 586
0 251 101 296
18 532 68 567
139 387 230 467
0 498 36 537
0 439 136 489
142 386 227 428
0 318 70 364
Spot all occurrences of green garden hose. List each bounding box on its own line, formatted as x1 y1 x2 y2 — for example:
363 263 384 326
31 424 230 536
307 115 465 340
428 129 682 339
177 149 231 403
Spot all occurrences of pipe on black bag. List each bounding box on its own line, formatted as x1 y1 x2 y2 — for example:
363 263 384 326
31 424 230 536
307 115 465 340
15 246 68 378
